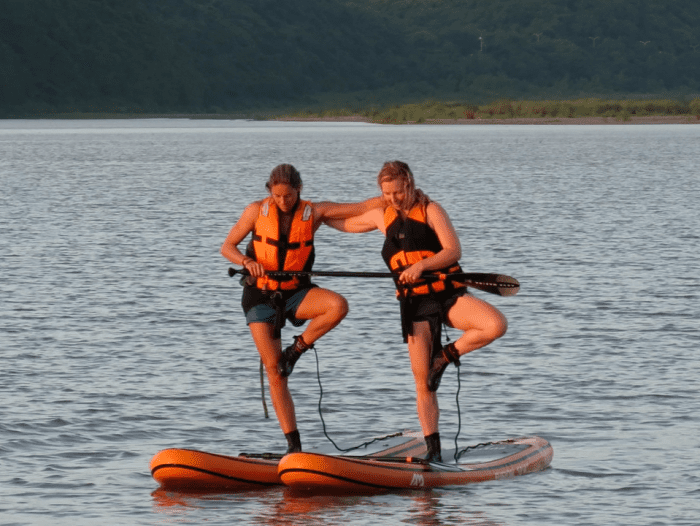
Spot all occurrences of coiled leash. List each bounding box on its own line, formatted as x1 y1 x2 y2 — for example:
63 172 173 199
256 331 491 459
449 331 503 461
439 325 469 461
259 359 269 419
313 348 405 453
256 347 402 452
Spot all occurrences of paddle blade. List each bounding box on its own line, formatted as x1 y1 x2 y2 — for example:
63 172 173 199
456 273 520 296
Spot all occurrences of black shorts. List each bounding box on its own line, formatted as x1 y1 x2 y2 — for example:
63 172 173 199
402 288 467 325
398 287 468 348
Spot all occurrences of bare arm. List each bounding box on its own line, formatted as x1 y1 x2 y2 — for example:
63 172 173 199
425 201 462 267
220 202 266 278
399 202 462 283
313 196 384 228
325 207 385 234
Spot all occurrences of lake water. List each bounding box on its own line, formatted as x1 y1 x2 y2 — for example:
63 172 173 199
1 119 699 525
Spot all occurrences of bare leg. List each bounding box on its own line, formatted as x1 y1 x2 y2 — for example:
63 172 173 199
428 294 508 392
408 320 440 436
446 295 508 357
293 287 349 345
277 287 349 378
248 322 297 434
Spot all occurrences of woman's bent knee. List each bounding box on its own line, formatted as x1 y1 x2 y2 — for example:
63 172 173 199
330 294 349 320
493 313 508 340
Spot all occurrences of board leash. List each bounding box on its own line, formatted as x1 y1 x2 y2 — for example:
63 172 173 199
451 350 505 461
454 361 462 462
258 326 505 458
312 348 405 454
260 359 269 419
313 345 496 461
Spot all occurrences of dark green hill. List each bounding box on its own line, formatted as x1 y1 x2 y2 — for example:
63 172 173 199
354 0 700 96
2 0 699 116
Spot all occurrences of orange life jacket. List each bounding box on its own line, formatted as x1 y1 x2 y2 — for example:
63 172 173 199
381 203 464 295
248 197 314 291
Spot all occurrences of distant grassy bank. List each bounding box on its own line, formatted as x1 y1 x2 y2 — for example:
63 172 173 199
282 98 700 124
12 98 700 124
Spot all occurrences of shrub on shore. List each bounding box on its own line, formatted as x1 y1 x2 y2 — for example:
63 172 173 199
284 98 700 123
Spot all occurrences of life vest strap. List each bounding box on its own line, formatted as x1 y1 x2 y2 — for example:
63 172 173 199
252 233 313 251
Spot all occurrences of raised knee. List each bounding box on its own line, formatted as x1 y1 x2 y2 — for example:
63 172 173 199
495 314 508 339
331 295 349 320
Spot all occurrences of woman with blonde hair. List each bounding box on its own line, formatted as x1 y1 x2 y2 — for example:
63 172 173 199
327 161 508 462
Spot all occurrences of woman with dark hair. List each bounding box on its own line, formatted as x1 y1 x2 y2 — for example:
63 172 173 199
327 161 508 462
221 164 380 453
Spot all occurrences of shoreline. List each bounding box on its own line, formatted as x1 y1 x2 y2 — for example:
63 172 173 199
276 114 700 125
5 114 698 125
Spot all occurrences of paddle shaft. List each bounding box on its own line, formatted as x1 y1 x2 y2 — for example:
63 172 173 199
228 267 519 296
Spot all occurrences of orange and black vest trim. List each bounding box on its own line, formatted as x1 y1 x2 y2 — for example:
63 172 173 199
247 197 314 291
381 203 464 296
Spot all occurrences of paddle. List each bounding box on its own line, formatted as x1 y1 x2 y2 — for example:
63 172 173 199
228 267 519 296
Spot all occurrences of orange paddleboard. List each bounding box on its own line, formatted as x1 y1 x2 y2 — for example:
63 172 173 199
278 436 553 492
150 430 427 490
150 449 281 490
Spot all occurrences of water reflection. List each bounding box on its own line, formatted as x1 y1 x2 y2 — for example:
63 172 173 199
151 486 504 525
5 121 699 525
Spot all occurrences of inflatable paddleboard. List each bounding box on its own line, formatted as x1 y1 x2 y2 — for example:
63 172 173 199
150 430 427 490
278 436 552 491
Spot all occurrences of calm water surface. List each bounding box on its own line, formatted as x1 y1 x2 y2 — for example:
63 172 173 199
1 120 699 525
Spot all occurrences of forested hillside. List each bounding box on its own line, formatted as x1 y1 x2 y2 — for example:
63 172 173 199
2 0 699 116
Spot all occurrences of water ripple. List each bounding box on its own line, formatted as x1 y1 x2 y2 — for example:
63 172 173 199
2 121 699 526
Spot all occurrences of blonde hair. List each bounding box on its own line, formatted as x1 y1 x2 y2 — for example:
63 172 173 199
376 161 430 209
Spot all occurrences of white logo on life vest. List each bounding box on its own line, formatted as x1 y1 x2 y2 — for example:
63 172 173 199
410 473 425 487
261 201 269 217
302 204 312 221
